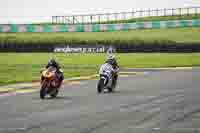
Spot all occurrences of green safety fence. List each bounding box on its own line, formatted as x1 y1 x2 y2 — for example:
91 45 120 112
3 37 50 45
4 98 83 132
0 19 199 33
180 20 190 27
10 24 18 32
152 21 161 28
92 24 100 32
59 25 68 32
193 19 200 27
26 24 35 32
123 23 130 31
44 25 52 32
107 24 116 31
76 24 84 32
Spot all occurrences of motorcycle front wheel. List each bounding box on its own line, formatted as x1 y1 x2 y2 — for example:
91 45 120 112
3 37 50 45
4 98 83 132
108 87 114 93
97 79 104 93
40 81 48 99
50 89 58 98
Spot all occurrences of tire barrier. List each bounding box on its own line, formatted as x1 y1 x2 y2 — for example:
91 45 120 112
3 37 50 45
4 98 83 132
0 19 200 32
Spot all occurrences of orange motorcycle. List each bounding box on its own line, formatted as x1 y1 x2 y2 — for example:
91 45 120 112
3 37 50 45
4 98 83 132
40 66 62 99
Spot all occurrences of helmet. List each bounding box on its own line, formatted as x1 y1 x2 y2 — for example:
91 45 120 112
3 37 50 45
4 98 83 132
106 59 113 65
48 58 56 65
107 54 115 60
109 54 115 58
106 55 115 65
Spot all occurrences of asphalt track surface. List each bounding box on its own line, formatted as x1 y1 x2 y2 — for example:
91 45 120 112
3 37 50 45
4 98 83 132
0 69 199 133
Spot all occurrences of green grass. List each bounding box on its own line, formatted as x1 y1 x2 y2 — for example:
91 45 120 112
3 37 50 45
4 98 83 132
0 53 199 85
0 28 200 46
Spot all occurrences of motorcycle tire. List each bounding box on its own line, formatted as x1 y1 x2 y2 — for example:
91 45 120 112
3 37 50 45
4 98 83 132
40 81 48 99
50 89 58 98
108 87 113 93
97 79 104 93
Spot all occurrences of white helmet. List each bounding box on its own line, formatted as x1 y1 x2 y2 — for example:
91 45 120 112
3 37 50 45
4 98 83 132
106 54 115 65
107 54 115 60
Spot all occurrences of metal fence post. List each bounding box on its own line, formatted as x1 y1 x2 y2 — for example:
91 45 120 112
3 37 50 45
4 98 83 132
72 16 75 24
164 8 166 16
187 7 189 16
140 10 143 17
156 9 159 16
81 15 84 24
115 13 118 21
107 13 110 22
62 16 65 24
98 15 101 24
179 8 181 16
148 9 151 17
123 12 126 20
195 7 198 16
131 10 134 18
52 16 54 24
90 15 93 24
56 16 58 24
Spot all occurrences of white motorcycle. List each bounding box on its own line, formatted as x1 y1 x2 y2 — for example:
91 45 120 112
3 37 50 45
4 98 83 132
97 64 119 93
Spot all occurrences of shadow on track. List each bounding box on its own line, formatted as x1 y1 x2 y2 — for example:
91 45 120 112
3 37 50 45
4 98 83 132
45 96 73 100
32 96 73 100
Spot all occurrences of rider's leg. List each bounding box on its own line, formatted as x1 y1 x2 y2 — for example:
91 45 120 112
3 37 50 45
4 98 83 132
56 69 64 81
112 74 118 88
41 76 45 83
60 72 64 81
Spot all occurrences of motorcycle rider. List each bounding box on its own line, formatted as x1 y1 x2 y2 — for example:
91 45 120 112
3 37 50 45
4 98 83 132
106 55 119 88
99 55 118 88
43 58 64 85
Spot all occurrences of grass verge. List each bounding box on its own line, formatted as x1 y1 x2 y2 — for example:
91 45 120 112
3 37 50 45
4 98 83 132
0 53 198 85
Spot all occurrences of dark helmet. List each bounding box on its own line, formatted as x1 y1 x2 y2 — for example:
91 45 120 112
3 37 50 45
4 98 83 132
106 58 114 65
48 58 56 65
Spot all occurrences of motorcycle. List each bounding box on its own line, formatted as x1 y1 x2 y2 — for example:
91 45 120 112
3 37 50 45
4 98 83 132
40 66 62 99
97 68 119 93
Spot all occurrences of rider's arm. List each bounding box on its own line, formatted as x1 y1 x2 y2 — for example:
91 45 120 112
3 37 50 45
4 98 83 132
113 67 119 73
99 64 105 74
46 63 50 68
113 59 119 67
55 62 61 69
111 63 119 73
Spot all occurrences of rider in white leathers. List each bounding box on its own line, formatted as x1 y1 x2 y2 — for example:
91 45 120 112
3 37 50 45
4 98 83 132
99 55 119 87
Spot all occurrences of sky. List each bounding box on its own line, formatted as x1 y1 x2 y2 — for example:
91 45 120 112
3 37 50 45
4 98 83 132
0 0 199 23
